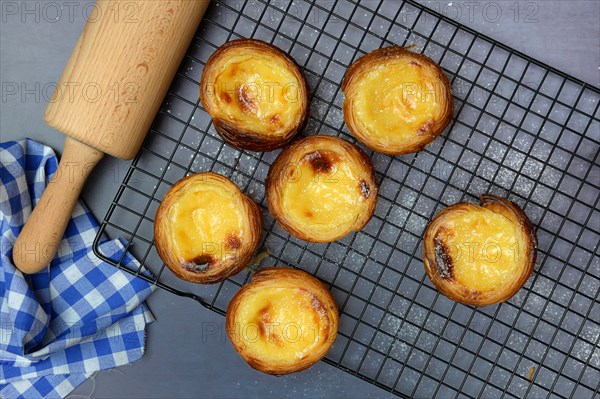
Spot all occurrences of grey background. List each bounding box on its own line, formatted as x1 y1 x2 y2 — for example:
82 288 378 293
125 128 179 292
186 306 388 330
1 0 598 398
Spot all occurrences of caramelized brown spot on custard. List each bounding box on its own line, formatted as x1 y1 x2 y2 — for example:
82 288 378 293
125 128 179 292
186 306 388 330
220 92 232 103
225 234 242 250
257 304 272 339
300 288 330 338
257 303 284 347
238 85 258 113
434 236 454 280
304 210 314 218
228 63 240 77
181 254 213 273
310 293 327 316
269 114 282 126
297 288 328 317
417 120 435 136
305 151 333 173
359 179 371 199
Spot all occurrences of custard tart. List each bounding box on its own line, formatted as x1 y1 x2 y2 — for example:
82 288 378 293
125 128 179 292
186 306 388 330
266 135 378 243
200 39 309 151
226 267 338 375
154 172 262 284
423 195 537 306
342 46 453 155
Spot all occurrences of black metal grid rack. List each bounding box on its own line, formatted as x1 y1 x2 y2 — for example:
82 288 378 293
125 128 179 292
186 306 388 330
93 1 600 397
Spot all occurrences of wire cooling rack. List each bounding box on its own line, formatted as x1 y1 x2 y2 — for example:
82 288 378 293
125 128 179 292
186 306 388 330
93 0 600 397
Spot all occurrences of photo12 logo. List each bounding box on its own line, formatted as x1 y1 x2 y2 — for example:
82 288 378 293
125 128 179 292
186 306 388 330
227 320 333 348
426 240 525 265
1 81 139 104
203 80 303 106
424 1 540 24
1 1 140 24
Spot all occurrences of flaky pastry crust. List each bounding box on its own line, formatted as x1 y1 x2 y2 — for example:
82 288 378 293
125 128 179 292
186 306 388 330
226 267 339 375
342 46 453 155
200 39 309 151
266 135 378 242
423 195 537 306
154 172 262 284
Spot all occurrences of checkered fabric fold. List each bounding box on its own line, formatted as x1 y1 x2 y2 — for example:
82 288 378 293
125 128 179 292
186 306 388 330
0 139 155 398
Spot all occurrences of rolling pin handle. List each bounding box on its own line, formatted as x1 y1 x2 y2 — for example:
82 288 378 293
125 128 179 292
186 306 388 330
12 138 104 274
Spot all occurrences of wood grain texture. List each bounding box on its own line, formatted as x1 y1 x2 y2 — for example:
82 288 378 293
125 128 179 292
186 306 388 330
44 0 210 159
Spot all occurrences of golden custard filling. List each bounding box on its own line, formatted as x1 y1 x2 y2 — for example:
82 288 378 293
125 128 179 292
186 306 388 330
233 287 331 362
280 151 371 234
212 54 303 134
434 208 522 293
353 59 444 144
168 184 244 267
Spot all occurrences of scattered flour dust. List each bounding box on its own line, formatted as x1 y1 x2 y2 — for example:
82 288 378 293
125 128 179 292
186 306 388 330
386 314 402 335
390 336 409 362
590 347 600 368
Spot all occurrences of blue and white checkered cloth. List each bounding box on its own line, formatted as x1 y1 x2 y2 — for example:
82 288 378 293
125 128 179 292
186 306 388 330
0 139 155 398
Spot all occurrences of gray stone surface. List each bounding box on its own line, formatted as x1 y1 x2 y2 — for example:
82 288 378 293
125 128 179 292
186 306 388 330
0 1 598 398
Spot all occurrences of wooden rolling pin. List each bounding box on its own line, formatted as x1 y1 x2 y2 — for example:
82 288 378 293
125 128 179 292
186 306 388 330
13 0 210 274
